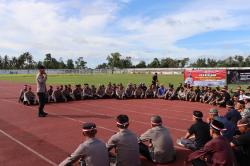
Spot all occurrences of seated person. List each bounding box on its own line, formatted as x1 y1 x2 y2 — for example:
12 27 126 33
62 85 74 101
52 86 67 102
59 122 109 166
224 101 242 126
231 118 250 166
138 115 176 164
82 84 93 99
188 87 197 102
216 88 231 107
145 84 155 98
125 83 134 99
194 86 201 102
96 84 105 99
241 103 250 119
156 84 166 99
23 86 37 105
141 83 147 93
73 84 83 100
47 85 54 102
188 120 236 166
106 114 140 166
116 83 125 99
176 111 211 151
177 87 186 100
207 108 235 141
200 87 210 103
105 83 115 98
165 84 175 100
134 84 144 99
68 84 73 93
18 84 28 103
91 85 97 98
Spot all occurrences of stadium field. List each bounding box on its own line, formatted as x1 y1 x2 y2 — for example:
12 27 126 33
0 73 247 90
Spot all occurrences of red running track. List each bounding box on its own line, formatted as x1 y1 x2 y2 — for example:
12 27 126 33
0 81 227 166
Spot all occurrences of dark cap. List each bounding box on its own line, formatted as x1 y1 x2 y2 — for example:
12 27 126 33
82 122 96 132
226 101 234 107
38 65 45 69
247 86 250 89
193 111 203 119
238 100 245 105
151 115 162 125
210 119 224 131
116 114 129 126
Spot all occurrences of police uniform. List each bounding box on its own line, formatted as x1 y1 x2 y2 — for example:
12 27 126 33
139 116 176 164
59 123 109 166
107 128 140 166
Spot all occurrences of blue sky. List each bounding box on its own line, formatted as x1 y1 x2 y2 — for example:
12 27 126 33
0 0 250 67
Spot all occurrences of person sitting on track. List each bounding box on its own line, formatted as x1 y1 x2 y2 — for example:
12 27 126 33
116 83 125 100
59 122 109 166
164 84 174 100
91 85 97 99
62 85 74 101
188 87 197 102
134 84 144 99
47 85 54 102
106 114 140 166
125 83 134 99
23 86 37 105
216 88 231 107
83 84 93 99
138 115 176 164
207 108 235 141
105 82 115 98
188 120 236 166
176 111 211 151
68 84 73 93
224 100 242 126
156 84 166 99
177 87 186 100
145 84 155 98
96 84 106 99
141 83 147 93
231 117 250 166
18 84 28 103
52 86 67 102
200 87 210 103
73 84 83 100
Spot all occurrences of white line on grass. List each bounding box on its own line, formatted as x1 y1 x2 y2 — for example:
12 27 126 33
0 129 57 166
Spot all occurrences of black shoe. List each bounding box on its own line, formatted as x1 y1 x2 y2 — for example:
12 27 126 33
42 112 48 116
38 114 46 117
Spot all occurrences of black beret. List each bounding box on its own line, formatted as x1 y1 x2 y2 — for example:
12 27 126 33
193 110 203 119
226 101 234 107
82 122 96 131
210 119 224 131
38 65 45 69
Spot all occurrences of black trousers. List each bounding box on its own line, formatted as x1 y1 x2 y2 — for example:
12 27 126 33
37 92 46 115
139 142 153 162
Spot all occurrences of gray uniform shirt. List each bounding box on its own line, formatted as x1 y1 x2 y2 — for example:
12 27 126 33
139 126 176 163
106 129 140 166
36 73 47 93
59 138 109 166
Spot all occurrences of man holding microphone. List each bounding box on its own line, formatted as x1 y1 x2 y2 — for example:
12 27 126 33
36 65 48 117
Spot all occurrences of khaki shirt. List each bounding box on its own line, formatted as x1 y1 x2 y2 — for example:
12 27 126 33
106 129 140 166
139 126 176 163
59 138 109 166
36 73 47 93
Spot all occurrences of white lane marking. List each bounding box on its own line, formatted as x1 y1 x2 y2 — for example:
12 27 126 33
0 129 57 166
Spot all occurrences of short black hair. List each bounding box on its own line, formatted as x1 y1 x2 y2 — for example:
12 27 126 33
116 114 129 129
38 65 45 69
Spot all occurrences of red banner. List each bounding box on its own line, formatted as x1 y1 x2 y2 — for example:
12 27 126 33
184 69 226 87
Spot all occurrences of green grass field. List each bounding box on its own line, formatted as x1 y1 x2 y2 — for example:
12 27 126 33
0 73 247 90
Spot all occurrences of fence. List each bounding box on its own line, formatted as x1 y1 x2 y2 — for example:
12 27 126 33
1 67 250 75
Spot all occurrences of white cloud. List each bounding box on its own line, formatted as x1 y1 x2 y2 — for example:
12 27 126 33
0 0 250 67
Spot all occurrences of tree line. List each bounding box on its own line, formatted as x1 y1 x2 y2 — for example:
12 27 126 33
0 52 250 69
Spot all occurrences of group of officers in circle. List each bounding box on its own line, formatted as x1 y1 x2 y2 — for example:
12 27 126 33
59 107 250 166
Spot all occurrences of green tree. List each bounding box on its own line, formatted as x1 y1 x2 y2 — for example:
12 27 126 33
66 59 75 69
75 57 87 69
107 52 122 69
207 58 217 67
120 56 132 68
148 58 160 68
135 61 146 68
96 63 108 69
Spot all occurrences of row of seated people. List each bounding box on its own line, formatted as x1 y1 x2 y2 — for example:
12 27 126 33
59 109 250 166
19 82 250 108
